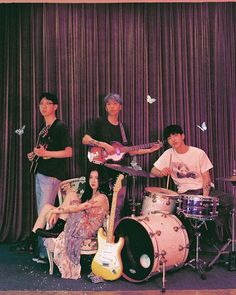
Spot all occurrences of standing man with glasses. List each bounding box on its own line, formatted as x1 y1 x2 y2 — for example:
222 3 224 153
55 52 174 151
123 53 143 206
12 92 73 263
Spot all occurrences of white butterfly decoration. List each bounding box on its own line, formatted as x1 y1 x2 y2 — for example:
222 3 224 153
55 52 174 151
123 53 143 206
130 158 143 171
15 125 26 136
197 122 207 132
147 94 156 104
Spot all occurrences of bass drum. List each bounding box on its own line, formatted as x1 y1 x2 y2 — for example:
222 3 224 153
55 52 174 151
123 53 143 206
115 213 189 282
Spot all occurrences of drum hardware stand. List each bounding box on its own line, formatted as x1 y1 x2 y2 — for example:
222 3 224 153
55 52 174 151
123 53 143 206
130 175 141 217
160 255 167 293
206 180 236 271
185 218 207 279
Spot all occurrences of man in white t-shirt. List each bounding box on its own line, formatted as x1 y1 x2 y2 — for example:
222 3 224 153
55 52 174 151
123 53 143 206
151 124 213 196
151 124 233 243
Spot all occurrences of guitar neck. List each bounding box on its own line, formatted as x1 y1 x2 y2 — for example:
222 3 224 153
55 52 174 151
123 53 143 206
122 141 162 153
106 193 117 243
106 174 124 243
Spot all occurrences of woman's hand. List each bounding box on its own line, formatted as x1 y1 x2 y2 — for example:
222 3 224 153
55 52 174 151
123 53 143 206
81 202 92 210
47 211 58 227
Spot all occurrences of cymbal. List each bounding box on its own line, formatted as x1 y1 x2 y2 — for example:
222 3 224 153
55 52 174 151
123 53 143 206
216 175 236 182
105 163 157 178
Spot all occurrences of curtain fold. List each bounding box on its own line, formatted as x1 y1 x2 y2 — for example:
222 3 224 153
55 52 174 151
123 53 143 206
0 3 235 241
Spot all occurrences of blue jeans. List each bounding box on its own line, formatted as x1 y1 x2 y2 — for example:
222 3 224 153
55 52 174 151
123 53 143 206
35 173 61 257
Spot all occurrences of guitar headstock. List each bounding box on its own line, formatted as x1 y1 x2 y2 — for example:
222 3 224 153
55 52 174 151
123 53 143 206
113 174 124 193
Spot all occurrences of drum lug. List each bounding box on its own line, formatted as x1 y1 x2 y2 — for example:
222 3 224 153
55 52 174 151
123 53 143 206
154 250 167 258
150 230 161 237
166 199 171 205
161 250 167 256
173 226 179 232
179 245 184 251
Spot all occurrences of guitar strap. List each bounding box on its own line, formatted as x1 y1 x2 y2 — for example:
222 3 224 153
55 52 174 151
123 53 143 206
119 123 128 145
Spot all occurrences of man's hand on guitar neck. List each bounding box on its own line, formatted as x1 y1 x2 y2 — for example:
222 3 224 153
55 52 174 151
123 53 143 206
130 140 163 156
147 140 163 153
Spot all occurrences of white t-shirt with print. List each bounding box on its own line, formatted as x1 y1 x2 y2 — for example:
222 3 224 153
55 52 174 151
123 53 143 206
153 146 213 194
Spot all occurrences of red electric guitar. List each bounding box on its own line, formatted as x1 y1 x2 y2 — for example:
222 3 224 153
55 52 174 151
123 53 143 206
87 140 163 164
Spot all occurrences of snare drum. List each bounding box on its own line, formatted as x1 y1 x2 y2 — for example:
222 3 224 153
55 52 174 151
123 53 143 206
114 213 189 282
142 187 179 215
177 195 219 220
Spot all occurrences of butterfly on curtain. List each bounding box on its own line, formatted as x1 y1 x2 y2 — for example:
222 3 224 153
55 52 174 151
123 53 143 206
15 125 26 136
147 94 156 104
197 122 207 132
130 157 143 171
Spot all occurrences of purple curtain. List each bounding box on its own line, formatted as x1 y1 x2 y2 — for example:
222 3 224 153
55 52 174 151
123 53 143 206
0 3 235 241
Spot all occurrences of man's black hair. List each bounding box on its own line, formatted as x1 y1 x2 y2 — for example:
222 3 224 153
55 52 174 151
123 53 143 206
163 124 183 141
39 92 58 104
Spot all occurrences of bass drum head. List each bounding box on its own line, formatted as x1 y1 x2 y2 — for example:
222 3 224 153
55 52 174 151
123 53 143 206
115 217 155 282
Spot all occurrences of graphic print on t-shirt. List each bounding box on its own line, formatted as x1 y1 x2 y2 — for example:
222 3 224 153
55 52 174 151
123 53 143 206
172 162 199 179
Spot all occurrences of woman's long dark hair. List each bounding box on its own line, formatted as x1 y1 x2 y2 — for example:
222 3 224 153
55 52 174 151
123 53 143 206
81 166 110 203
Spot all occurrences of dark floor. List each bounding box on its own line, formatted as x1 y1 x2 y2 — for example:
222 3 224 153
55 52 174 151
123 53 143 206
0 241 236 292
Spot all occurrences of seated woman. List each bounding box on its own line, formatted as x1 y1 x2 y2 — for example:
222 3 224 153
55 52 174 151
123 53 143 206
12 168 109 271
44 167 109 279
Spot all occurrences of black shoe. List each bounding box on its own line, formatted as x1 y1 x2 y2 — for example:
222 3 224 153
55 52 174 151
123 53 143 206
36 228 60 238
10 240 33 253
36 218 65 238
10 232 37 254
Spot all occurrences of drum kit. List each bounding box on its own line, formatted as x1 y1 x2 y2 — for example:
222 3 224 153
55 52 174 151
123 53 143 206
105 163 236 291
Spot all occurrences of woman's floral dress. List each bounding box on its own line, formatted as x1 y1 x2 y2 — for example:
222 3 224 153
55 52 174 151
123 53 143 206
45 195 109 279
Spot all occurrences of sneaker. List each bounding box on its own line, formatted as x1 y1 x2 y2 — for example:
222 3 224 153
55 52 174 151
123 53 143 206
32 256 48 264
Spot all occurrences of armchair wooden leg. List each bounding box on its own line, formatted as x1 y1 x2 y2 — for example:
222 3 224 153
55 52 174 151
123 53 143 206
46 248 54 275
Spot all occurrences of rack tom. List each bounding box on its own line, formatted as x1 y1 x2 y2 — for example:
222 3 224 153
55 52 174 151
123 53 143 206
142 187 179 215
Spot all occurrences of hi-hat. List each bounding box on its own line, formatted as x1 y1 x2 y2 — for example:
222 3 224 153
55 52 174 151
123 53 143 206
216 175 236 182
105 163 157 178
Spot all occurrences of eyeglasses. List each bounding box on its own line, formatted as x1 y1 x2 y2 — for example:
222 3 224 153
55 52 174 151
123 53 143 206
39 102 54 106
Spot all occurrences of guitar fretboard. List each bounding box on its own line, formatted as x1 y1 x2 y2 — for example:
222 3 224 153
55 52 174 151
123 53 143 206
122 141 163 152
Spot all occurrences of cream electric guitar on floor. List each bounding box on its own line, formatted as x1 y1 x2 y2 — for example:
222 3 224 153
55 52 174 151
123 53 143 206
91 174 125 281
87 140 163 164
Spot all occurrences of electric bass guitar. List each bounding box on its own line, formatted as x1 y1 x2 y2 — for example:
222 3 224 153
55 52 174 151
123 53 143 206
88 140 163 164
29 125 50 174
91 174 125 280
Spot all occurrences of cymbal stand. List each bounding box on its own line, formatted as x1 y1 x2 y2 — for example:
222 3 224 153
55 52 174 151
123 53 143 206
207 182 236 270
185 218 207 279
130 175 138 217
